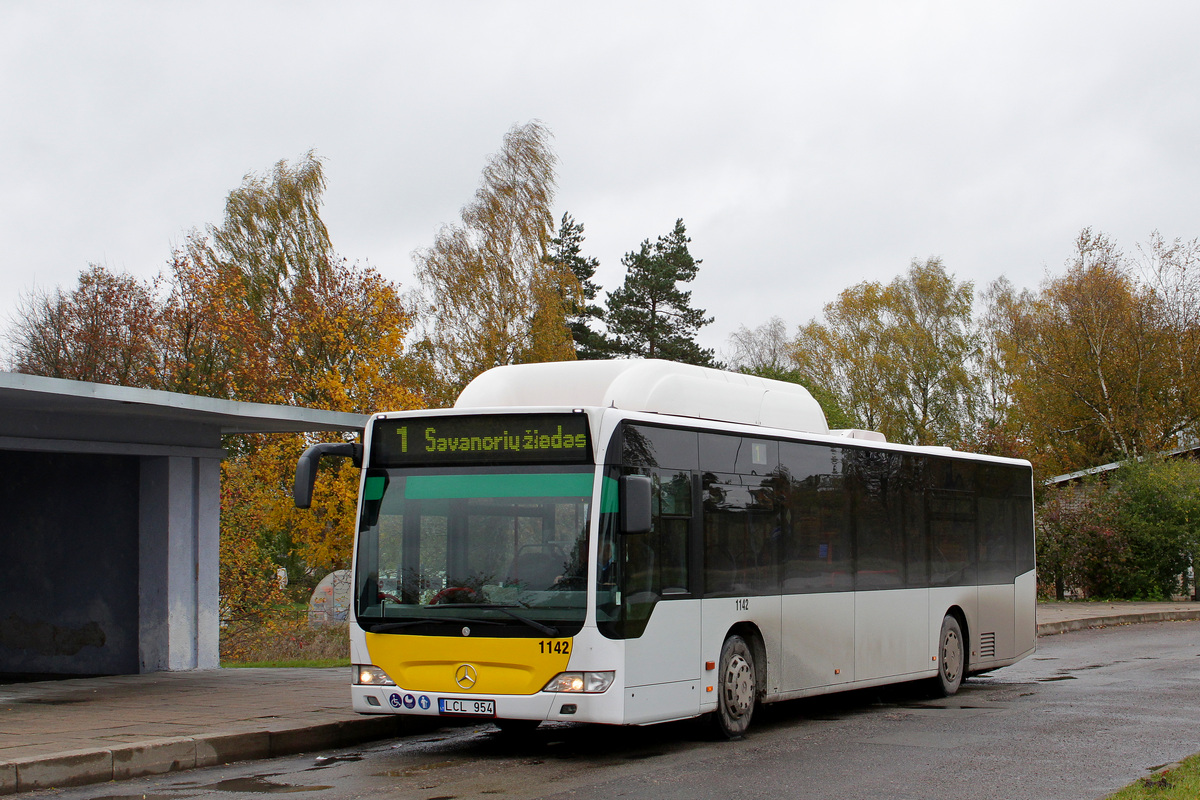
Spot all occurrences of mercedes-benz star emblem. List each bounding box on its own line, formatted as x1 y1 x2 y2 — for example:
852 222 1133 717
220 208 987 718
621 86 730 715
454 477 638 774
455 663 478 689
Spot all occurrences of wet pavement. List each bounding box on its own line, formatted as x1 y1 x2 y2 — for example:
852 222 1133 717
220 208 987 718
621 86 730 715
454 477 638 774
3 601 1199 795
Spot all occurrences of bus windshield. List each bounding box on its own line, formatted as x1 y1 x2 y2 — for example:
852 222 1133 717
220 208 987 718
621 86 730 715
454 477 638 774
354 467 593 636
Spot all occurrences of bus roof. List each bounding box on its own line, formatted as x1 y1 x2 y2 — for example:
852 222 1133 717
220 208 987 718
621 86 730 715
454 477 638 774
454 359 831 436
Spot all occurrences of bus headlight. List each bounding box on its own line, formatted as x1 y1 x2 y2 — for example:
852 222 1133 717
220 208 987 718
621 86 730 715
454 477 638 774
354 664 396 686
543 671 615 693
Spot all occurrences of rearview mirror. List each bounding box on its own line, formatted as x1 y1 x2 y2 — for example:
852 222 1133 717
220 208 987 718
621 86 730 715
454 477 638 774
619 474 653 534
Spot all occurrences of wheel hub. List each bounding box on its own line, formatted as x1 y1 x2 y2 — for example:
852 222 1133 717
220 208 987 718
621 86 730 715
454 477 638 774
942 630 963 682
723 653 754 717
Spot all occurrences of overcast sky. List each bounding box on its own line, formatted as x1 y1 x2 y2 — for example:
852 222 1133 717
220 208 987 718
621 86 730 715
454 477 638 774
3 1 1198 361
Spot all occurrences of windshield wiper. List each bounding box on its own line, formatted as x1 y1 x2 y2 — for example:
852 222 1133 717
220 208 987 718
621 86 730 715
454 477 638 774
421 603 561 637
364 616 504 633
474 604 560 636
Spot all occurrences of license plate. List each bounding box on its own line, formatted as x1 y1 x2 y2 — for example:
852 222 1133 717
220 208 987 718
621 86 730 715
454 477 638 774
438 697 496 716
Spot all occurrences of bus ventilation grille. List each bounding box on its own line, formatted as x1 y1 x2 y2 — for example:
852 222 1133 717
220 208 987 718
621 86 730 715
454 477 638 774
979 632 996 660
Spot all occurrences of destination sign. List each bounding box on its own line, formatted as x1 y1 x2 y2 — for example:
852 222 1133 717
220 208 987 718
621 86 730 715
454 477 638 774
370 413 591 466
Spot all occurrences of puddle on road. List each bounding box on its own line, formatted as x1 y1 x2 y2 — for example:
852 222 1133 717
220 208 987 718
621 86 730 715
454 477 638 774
24 697 90 705
198 774 332 793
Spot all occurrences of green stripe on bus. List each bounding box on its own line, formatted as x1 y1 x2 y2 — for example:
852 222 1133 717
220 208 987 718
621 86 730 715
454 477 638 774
600 476 619 513
405 473 593 500
364 475 386 501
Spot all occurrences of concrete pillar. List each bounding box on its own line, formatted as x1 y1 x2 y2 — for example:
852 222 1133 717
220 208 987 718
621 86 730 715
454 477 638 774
139 456 221 672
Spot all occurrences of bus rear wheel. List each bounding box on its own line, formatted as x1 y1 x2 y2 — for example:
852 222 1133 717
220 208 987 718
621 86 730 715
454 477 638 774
934 615 965 696
712 635 756 739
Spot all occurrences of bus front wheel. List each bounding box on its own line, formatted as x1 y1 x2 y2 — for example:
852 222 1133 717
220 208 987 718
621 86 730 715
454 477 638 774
712 635 756 739
934 615 965 696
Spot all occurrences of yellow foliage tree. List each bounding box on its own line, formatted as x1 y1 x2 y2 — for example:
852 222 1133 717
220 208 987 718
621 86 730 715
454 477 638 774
414 121 578 403
167 153 425 611
987 229 1200 475
791 257 979 446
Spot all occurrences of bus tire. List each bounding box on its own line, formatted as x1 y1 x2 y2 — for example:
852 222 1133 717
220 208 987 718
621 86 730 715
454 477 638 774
712 634 756 739
934 615 965 696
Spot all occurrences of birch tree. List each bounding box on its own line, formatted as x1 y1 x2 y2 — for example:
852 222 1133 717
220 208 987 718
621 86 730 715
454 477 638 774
991 229 1200 473
414 121 577 401
790 258 978 446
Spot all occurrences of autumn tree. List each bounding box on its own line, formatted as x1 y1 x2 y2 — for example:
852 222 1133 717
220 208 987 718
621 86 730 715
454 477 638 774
546 212 608 359
604 218 715 366
790 257 979 446
967 276 1027 459
7 264 160 386
176 153 422 602
175 152 335 405
1135 230 1200 438
413 121 577 402
8 150 424 612
792 281 890 433
883 258 979 445
988 229 1200 474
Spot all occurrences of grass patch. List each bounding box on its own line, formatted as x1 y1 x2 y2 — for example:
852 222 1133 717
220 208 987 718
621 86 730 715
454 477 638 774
1107 753 1200 799
220 611 349 665
221 657 350 669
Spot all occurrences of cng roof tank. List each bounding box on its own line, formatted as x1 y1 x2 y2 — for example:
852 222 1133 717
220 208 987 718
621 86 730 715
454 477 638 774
454 359 830 436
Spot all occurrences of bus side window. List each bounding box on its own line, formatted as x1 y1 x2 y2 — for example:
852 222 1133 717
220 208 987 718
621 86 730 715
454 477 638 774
779 442 852 593
927 458 978 587
610 467 694 609
850 450 905 591
978 464 1017 584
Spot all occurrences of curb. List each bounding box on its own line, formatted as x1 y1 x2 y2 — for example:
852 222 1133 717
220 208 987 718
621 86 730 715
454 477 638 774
1037 609 1200 637
0 715 418 795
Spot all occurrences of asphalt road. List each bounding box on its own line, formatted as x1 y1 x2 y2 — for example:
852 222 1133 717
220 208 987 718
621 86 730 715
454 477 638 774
26 620 1200 800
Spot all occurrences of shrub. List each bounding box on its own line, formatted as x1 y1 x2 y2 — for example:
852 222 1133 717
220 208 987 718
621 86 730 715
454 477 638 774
1038 456 1200 600
220 608 349 664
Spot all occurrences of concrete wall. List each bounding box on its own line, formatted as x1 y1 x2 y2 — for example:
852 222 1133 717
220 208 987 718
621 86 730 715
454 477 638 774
0 450 222 676
0 451 141 675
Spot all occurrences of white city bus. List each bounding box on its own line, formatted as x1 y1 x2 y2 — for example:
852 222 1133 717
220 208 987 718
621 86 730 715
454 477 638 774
294 359 1036 738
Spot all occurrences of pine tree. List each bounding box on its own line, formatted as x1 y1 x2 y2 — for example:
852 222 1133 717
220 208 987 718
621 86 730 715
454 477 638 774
605 218 714 366
546 212 608 359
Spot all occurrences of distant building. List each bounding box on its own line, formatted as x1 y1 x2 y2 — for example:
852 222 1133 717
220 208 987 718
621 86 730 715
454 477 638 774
1046 443 1200 486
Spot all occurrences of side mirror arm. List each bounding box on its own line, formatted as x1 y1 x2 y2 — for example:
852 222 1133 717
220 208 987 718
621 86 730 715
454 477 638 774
294 442 363 508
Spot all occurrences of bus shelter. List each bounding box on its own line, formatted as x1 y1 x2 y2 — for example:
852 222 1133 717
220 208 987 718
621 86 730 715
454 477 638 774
0 372 367 677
